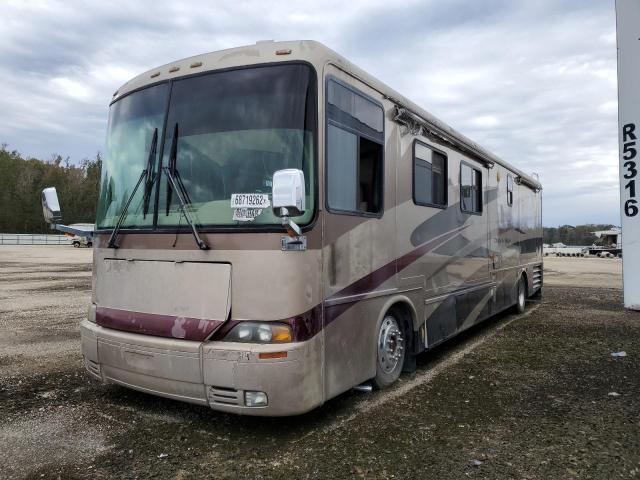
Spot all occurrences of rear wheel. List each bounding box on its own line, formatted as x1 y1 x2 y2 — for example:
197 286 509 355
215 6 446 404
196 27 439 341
372 311 406 389
515 276 526 313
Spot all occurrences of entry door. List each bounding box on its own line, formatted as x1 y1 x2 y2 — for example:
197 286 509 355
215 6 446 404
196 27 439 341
320 67 398 399
321 70 396 300
454 160 491 286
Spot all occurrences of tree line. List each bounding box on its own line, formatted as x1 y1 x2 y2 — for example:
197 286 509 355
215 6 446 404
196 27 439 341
0 144 101 233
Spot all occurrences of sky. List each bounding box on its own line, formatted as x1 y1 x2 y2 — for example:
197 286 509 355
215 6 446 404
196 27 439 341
0 0 619 226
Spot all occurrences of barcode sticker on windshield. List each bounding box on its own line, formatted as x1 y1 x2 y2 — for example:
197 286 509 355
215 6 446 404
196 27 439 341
230 193 270 209
233 208 263 222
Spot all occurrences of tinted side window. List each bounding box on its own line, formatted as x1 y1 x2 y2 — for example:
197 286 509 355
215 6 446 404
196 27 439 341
359 136 382 213
507 173 514 206
460 163 482 214
327 81 384 140
327 125 357 211
326 79 384 215
413 141 447 207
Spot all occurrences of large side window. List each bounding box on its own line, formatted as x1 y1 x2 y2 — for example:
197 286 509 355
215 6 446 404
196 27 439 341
506 173 514 206
413 141 447 207
326 79 384 215
460 163 482 214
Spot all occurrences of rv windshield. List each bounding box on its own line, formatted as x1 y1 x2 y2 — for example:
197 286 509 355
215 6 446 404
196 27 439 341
96 63 317 230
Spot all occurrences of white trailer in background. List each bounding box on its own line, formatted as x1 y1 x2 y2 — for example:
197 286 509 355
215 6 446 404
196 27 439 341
616 0 640 310
41 187 95 246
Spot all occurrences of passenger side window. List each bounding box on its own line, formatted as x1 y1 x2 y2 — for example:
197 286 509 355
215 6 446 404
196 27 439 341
507 173 514 206
326 79 384 215
413 141 447 207
460 163 482 214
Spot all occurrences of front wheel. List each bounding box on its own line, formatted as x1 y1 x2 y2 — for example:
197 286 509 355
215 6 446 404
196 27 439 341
372 312 406 389
515 276 526 314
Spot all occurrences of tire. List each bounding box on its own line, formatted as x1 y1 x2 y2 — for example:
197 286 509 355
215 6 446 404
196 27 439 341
87 242 93 248
515 276 526 314
372 310 406 389
72 242 80 248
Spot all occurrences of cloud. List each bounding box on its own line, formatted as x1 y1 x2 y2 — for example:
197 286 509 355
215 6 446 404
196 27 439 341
0 0 619 225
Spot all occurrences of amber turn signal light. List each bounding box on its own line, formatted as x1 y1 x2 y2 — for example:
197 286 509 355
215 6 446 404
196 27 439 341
259 351 288 360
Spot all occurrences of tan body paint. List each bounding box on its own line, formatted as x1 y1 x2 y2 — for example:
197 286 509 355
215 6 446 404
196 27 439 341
83 40 542 415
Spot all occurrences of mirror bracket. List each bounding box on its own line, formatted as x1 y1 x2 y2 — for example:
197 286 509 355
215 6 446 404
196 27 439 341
281 234 307 252
276 207 302 236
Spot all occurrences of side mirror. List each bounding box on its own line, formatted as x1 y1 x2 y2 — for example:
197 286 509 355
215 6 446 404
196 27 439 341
272 169 305 216
272 169 305 235
42 187 62 224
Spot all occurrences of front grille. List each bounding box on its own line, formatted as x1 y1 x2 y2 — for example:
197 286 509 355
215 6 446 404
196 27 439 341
208 386 243 406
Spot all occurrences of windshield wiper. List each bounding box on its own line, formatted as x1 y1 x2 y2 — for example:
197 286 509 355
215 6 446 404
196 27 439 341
142 128 158 218
164 123 209 250
108 128 158 249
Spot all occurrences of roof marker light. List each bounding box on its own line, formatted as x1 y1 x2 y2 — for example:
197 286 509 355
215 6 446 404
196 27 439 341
275 49 292 55
150 72 160 78
112 90 118 97
190 61 202 68
169 66 180 73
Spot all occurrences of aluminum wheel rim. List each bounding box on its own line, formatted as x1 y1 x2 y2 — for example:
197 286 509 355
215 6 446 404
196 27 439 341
378 315 404 374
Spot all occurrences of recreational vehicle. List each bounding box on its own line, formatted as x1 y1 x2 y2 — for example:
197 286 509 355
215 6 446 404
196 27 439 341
44 40 543 416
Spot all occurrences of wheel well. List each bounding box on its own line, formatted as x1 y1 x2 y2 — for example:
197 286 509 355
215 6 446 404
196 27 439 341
520 271 529 296
388 302 414 334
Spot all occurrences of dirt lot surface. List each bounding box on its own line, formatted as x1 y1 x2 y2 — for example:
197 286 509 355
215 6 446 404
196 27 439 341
1 248 638 479
544 255 623 289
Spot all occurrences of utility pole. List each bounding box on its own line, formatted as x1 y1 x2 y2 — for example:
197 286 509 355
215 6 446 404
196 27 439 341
616 0 640 310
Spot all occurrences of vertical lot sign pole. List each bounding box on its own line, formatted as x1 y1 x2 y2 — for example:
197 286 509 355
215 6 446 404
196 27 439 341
616 0 640 310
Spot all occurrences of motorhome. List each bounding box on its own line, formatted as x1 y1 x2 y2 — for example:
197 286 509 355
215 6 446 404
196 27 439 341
43 40 543 416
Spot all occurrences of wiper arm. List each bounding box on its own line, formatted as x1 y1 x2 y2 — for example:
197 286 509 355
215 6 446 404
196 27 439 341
142 128 158 218
108 128 158 249
165 123 193 212
163 123 209 250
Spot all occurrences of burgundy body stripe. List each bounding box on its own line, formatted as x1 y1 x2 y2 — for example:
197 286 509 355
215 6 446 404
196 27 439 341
96 307 223 341
324 226 469 324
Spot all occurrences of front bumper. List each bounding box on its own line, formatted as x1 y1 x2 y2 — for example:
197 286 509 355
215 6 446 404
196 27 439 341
80 320 323 416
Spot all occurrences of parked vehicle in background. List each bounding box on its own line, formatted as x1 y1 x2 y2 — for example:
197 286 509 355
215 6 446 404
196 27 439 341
43 41 543 416
587 229 622 257
543 245 587 257
71 234 92 248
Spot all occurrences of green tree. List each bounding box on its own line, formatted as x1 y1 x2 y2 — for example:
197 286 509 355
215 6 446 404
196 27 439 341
0 144 102 233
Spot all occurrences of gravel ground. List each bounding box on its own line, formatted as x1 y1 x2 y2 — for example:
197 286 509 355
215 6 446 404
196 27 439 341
0 248 638 479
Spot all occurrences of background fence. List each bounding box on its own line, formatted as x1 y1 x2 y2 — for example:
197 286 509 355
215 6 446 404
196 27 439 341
0 233 71 245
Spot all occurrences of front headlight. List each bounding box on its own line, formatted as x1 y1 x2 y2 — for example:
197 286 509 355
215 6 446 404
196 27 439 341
223 322 293 343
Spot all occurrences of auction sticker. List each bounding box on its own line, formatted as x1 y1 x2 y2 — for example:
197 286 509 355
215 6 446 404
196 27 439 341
233 208 263 222
230 193 270 209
